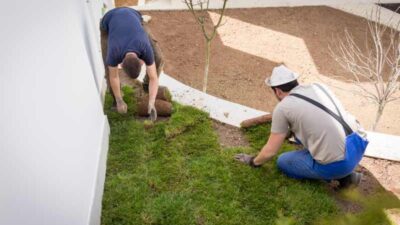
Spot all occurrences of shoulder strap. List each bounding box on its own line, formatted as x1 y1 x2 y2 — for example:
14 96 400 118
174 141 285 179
290 93 353 136
314 83 344 119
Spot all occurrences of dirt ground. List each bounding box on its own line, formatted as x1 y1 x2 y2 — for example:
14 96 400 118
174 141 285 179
212 121 249 148
115 0 138 7
144 6 400 136
115 0 158 7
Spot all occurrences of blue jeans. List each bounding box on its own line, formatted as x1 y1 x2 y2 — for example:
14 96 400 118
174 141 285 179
277 133 368 180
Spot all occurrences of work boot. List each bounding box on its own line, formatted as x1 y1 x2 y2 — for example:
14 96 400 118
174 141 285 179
337 172 362 189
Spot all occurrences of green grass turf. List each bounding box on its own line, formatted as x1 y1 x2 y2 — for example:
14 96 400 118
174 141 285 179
101 86 398 225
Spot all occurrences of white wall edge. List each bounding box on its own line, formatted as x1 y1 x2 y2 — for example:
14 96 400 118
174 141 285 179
100 78 108 106
88 116 110 225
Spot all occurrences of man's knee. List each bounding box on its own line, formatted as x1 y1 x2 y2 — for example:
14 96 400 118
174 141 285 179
277 150 322 180
277 151 307 178
277 152 293 173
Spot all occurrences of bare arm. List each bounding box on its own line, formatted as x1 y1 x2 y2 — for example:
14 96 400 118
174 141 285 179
253 132 287 165
108 66 122 100
235 132 286 166
146 63 159 106
109 66 127 113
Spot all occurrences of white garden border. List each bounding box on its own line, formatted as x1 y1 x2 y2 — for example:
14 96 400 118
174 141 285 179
133 1 400 161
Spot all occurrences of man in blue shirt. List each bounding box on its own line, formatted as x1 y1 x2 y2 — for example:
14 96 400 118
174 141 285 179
100 7 164 120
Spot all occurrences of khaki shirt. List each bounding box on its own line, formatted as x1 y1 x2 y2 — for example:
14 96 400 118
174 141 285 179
271 83 365 164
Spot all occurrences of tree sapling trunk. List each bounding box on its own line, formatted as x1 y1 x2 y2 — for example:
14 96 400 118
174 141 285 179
203 40 211 92
184 0 228 93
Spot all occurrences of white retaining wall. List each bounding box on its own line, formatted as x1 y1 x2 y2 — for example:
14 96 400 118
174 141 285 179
0 0 113 225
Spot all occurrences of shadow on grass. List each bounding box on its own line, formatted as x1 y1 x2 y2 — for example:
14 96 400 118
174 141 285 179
243 125 400 225
102 86 399 225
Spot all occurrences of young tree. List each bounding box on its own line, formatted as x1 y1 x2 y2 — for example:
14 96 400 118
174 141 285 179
184 0 228 93
330 7 400 131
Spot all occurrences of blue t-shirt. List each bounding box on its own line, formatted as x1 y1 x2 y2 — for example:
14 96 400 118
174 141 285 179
101 8 154 66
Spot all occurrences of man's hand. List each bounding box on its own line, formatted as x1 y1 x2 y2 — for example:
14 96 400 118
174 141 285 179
116 98 128 114
234 153 260 167
146 63 159 121
234 153 253 164
148 102 157 121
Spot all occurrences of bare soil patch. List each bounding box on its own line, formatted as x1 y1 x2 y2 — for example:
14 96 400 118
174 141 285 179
144 6 400 135
212 121 249 148
115 0 138 7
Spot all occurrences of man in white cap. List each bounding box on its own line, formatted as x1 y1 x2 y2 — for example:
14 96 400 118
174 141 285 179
235 65 368 188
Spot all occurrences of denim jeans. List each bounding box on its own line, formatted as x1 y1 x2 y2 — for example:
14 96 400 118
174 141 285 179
277 133 368 180
277 150 327 180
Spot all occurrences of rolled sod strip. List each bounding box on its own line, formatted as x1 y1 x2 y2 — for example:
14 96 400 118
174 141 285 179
137 97 173 117
156 86 172 102
240 114 272 128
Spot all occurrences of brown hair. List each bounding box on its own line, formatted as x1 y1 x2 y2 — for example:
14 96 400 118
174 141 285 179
122 54 141 79
272 80 299 92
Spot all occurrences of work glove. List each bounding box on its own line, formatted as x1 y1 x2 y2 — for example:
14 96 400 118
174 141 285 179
234 153 261 168
148 103 157 122
116 98 128 114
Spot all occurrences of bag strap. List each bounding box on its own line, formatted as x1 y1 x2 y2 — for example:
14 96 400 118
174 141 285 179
290 93 353 136
314 83 344 119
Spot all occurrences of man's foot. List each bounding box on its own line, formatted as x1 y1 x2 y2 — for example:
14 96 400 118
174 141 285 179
337 172 362 189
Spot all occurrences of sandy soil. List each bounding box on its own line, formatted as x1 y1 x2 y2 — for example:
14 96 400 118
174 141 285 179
144 6 400 135
115 0 138 7
115 0 158 7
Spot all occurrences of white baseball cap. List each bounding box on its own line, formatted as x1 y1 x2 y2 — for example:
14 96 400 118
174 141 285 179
265 65 299 87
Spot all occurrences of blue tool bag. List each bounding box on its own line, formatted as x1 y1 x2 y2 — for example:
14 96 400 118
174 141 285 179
290 84 369 179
